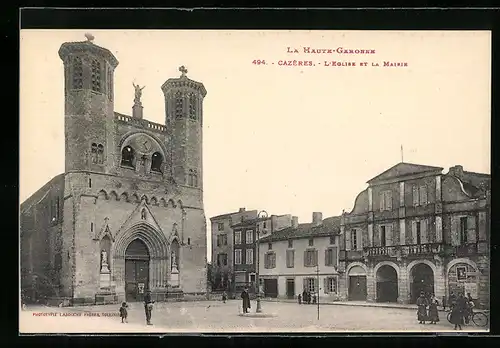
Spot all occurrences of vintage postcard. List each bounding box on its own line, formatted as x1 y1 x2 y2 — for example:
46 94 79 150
19 29 490 334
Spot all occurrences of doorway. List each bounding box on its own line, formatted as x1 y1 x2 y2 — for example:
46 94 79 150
286 279 295 299
410 263 434 303
349 276 367 301
125 239 150 302
263 279 278 298
376 265 398 303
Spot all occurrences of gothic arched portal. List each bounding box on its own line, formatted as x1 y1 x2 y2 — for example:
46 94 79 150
124 238 150 302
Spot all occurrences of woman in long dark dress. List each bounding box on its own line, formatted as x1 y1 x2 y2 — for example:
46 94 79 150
428 295 440 324
416 292 429 324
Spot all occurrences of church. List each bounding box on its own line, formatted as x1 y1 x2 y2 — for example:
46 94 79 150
20 35 208 306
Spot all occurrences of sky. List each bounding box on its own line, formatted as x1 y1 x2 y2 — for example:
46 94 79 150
20 30 491 261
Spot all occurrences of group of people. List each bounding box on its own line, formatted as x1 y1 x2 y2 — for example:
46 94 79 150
118 289 155 325
448 292 475 330
416 291 475 330
416 292 441 324
298 290 317 304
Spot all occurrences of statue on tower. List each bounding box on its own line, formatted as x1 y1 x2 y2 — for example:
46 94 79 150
132 82 146 105
179 65 188 77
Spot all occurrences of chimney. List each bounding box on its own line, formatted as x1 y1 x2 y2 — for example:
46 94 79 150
238 207 245 213
312 212 323 226
449 165 464 179
291 216 299 229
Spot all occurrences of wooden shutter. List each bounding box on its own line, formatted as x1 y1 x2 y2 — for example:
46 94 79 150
379 193 385 211
314 250 318 267
303 278 308 291
387 191 393 210
304 250 308 267
421 219 428 244
324 278 329 294
264 253 268 269
314 278 319 293
385 225 393 246
411 221 418 244
412 185 419 206
346 230 351 251
357 229 363 250
331 247 338 267
324 249 329 266
451 216 460 246
420 186 428 205
467 216 477 243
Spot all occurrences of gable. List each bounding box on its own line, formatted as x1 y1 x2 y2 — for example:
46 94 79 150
114 199 164 240
367 162 443 184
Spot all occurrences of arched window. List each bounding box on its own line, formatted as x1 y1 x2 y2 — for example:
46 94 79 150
188 169 194 186
175 92 183 119
91 59 102 92
151 152 163 172
72 57 83 89
189 93 197 120
193 170 198 187
121 146 135 167
107 66 113 101
91 143 98 164
97 144 104 164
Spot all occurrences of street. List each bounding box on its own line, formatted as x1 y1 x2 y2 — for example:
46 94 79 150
20 300 488 333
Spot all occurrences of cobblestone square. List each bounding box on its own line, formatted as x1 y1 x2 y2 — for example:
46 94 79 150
20 301 488 333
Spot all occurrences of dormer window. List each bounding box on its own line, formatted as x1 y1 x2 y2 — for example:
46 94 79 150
121 146 135 167
188 169 198 187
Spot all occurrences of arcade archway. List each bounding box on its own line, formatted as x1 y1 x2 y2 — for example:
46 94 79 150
410 263 435 303
376 265 399 303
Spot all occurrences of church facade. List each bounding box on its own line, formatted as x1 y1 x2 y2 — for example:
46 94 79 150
20 37 208 305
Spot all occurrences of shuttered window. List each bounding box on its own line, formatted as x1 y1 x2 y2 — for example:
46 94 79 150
286 250 294 268
264 252 276 269
420 219 428 244
234 249 242 265
419 186 428 205
412 185 419 206
303 278 317 293
304 249 318 267
325 247 337 267
467 216 477 243
380 190 393 211
324 277 337 294
451 216 460 246
351 229 358 250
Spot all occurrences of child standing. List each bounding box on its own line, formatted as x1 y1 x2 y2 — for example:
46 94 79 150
222 291 227 304
428 297 440 324
119 302 128 323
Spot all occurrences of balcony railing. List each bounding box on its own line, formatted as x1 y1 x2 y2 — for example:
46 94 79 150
452 243 478 257
363 243 444 258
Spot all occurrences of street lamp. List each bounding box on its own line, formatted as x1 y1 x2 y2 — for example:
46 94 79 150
256 210 268 313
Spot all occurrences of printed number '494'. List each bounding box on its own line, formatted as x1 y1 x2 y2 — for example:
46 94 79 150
253 60 266 65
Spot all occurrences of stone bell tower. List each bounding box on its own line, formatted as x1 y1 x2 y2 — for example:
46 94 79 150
161 66 207 190
58 33 119 173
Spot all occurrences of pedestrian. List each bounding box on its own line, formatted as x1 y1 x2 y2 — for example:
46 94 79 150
449 291 457 309
428 295 439 324
442 295 446 311
307 291 312 304
119 302 128 323
416 291 429 324
450 293 467 330
312 293 317 304
144 290 154 325
241 287 251 314
298 293 302 304
222 291 227 304
302 289 307 304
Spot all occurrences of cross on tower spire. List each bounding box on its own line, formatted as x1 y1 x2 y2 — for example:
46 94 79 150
179 65 188 77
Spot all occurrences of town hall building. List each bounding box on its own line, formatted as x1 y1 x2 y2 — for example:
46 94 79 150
20 35 208 306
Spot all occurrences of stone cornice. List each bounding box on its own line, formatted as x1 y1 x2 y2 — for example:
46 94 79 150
58 41 119 68
161 76 207 97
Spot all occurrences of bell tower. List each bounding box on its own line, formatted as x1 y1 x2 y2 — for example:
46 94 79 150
161 66 207 190
58 34 119 173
